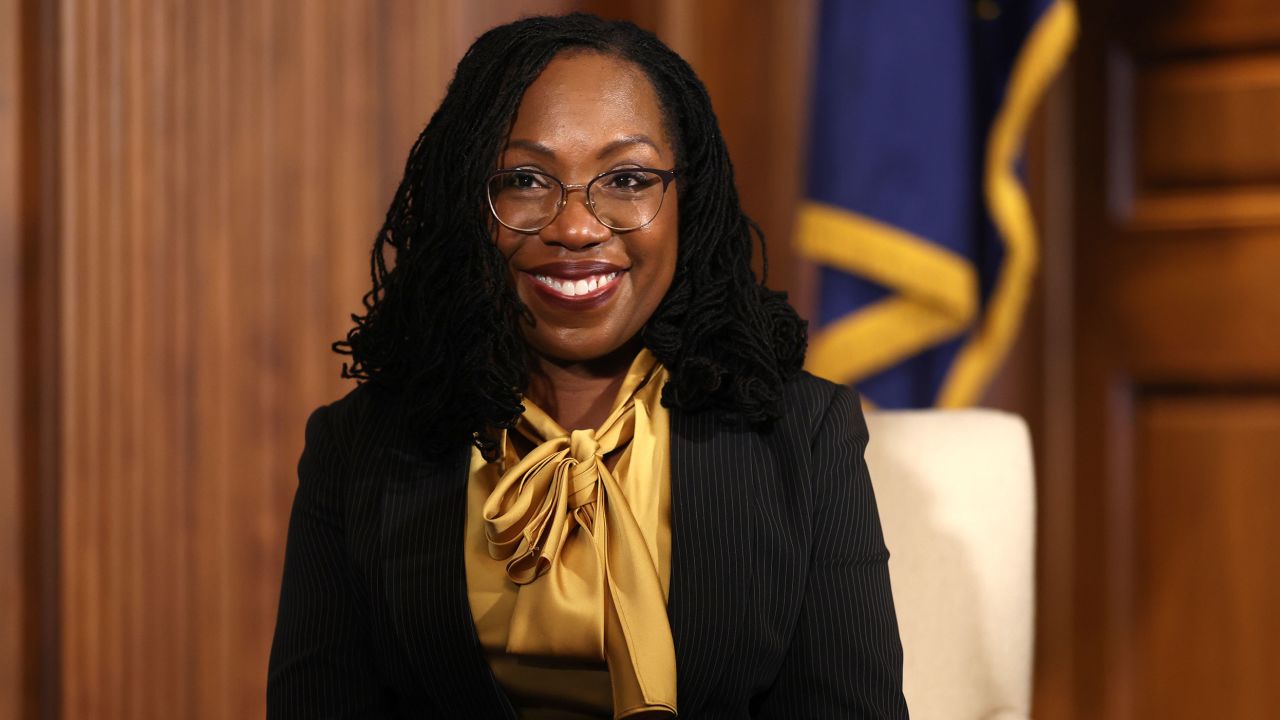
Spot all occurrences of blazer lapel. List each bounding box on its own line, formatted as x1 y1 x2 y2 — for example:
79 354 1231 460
668 409 753 714
381 442 515 718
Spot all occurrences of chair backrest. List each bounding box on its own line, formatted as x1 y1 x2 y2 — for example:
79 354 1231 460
864 409 1036 720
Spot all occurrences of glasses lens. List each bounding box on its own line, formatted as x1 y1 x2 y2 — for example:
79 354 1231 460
590 170 667 231
488 170 560 231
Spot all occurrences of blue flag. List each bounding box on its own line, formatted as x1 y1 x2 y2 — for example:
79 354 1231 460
797 0 1076 408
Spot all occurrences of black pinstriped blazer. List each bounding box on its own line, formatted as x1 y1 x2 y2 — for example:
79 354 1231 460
268 371 908 719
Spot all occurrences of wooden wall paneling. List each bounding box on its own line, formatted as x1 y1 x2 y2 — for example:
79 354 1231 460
1123 52 1280 229
463 0 578 39
1110 230 1280 380
1138 0 1280 51
1 0 25 716
1081 19 1143 714
1136 55 1280 190
60 0 98 715
667 0 817 302
1135 391 1280 719
22 1 64 717
1072 2 1135 714
1036 71 1079 720
1074 0 1280 717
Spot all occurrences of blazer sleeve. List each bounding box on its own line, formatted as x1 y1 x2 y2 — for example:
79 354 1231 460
267 404 392 719
757 384 909 719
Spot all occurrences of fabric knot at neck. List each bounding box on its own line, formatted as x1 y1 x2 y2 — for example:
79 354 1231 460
566 429 602 515
481 350 678 718
569 428 600 460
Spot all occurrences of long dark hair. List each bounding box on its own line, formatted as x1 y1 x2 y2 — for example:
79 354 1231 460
334 13 806 457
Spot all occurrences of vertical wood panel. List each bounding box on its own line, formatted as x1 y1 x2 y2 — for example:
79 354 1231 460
1136 392 1280 720
1 1 25 718
679 0 816 298
24 2 452 716
26 2 63 716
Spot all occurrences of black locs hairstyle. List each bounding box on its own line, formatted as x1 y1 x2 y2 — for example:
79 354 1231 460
334 13 807 456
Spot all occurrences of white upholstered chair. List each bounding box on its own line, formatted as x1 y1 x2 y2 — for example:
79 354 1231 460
864 409 1036 720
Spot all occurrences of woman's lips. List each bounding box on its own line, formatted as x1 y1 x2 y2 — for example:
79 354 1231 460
524 269 624 309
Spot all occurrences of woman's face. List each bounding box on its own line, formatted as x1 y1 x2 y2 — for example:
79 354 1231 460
493 51 678 365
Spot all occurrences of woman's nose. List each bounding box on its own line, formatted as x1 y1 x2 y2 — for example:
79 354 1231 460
539 191 611 250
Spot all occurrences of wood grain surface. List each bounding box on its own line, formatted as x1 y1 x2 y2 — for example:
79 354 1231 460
1072 0 1280 717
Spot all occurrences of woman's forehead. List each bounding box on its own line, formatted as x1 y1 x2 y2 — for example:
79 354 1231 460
505 52 672 162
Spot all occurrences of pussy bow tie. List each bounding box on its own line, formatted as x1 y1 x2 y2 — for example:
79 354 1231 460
482 356 677 717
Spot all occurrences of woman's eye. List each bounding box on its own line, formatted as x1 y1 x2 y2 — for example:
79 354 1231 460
605 172 655 191
510 172 543 189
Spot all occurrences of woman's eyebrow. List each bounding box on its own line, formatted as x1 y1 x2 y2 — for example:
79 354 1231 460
506 139 557 157
505 135 662 160
597 135 661 160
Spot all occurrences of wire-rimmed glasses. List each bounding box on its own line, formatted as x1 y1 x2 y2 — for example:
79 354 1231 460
486 167 676 233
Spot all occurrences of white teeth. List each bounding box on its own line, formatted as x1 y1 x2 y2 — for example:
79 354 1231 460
532 271 620 298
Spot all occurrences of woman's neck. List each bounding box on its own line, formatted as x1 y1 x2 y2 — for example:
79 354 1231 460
525 340 641 431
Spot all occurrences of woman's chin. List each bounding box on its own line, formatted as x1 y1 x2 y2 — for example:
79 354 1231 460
525 332 644 369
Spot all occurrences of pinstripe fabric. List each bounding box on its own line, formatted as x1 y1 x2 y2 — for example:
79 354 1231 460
268 374 908 719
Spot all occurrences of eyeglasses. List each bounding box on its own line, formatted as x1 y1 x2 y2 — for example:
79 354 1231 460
486 167 676 233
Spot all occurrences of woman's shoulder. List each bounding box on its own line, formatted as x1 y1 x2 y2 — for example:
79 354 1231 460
672 371 859 445
325 378 399 417
776 370 862 435
308 380 416 455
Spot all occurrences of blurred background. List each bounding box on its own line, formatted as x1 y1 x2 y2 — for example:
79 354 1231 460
2 0 1278 718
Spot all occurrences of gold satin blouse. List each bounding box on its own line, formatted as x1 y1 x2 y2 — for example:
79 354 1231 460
464 349 677 719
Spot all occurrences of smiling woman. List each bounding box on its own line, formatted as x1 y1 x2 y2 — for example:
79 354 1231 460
267 13 907 720
495 52 679 405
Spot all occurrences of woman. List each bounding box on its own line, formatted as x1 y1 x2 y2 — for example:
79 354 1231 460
268 13 907 720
